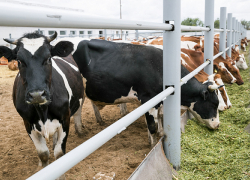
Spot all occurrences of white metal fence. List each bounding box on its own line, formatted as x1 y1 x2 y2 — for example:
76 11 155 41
0 0 246 179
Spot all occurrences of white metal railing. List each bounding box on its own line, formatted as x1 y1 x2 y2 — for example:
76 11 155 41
0 0 246 179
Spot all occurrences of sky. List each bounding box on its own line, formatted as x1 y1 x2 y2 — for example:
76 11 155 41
5 0 250 23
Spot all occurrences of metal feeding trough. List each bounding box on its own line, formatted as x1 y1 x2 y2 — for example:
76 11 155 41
128 137 177 180
128 109 193 180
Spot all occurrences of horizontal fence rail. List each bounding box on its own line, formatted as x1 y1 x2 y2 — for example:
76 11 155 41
180 60 211 86
0 2 173 31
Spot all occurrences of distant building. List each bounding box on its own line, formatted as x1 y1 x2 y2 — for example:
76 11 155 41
0 26 137 47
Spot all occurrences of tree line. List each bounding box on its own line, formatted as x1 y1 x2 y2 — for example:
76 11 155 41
181 18 250 30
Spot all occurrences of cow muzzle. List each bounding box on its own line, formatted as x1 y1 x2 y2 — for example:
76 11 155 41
26 90 49 105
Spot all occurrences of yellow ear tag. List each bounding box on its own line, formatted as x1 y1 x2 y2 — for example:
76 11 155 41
214 69 217 73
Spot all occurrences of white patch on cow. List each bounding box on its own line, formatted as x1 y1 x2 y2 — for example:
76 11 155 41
148 108 158 123
52 56 79 71
114 87 140 104
231 61 239 70
21 37 44 55
17 72 20 77
237 57 248 69
219 62 236 83
52 58 73 103
33 119 62 141
54 124 66 158
188 102 220 129
181 52 189 58
215 77 224 86
207 74 216 82
146 44 163 50
146 39 155 45
235 46 240 52
242 43 246 51
180 57 188 66
181 41 197 50
29 129 49 154
224 86 232 108
200 38 203 47
181 105 188 110
216 89 227 111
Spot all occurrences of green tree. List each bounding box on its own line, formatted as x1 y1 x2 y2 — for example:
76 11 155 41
214 18 220 29
241 19 250 30
181 18 204 27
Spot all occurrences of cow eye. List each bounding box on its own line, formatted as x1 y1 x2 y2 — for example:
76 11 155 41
44 57 51 65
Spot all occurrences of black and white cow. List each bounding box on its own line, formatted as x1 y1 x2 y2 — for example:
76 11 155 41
0 32 84 179
72 39 220 146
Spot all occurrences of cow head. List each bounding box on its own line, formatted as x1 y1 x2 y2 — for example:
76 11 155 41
241 40 247 52
223 61 244 85
213 62 236 84
187 81 220 129
1 32 73 105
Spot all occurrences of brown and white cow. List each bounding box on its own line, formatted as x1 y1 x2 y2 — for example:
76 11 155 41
181 48 230 110
213 43 244 85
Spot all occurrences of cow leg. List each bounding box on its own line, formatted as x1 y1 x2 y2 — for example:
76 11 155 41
157 105 164 137
91 101 105 125
53 111 70 180
149 106 164 137
29 130 49 168
53 132 58 150
73 98 85 137
145 112 157 147
119 103 128 116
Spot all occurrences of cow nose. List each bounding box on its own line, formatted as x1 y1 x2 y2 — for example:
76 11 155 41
28 90 46 104
227 104 232 109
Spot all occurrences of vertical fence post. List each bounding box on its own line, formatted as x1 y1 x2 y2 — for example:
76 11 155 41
135 30 139 40
235 20 238 46
237 21 240 46
232 17 236 48
104 29 107 40
239 22 241 49
9 34 13 49
204 0 214 75
219 7 226 59
227 13 232 57
163 0 181 170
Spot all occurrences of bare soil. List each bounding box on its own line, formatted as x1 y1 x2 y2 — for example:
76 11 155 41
0 65 152 180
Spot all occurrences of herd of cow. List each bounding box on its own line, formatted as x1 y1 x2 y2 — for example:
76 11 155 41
0 31 248 179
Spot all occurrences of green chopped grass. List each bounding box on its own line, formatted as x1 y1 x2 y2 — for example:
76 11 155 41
178 46 250 180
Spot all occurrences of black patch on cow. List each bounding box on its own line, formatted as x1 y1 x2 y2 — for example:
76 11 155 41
51 41 74 57
0 46 17 61
145 112 156 134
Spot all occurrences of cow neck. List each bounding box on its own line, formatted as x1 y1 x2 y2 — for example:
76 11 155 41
33 104 48 124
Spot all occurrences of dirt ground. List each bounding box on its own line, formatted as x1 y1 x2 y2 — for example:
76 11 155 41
0 65 152 180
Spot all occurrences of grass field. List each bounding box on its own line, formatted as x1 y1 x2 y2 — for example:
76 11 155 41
178 46 250 179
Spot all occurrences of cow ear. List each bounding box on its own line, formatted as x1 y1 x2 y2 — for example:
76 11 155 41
201 90 209 100
51 41 74 57
213 63 219 71
0 46 16 61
